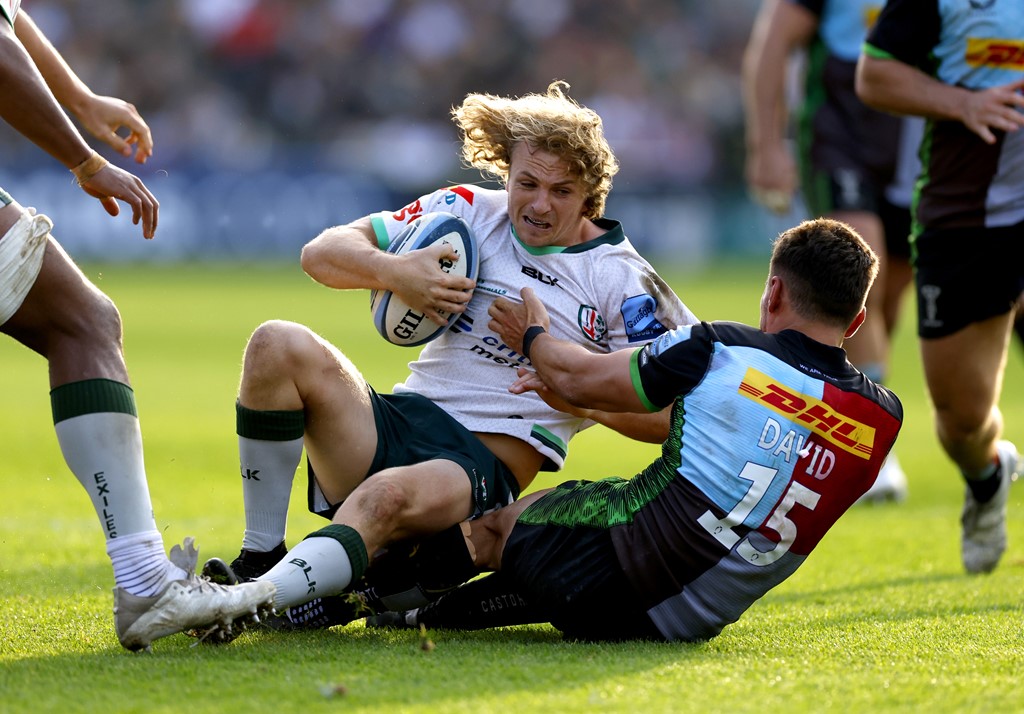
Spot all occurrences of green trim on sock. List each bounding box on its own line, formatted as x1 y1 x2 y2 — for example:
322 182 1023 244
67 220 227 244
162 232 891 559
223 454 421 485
51 379 137 424
305 524 368 582
236 402 305 441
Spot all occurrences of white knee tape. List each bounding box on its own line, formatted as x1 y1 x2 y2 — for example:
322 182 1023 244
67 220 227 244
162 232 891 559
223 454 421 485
0 212 52 325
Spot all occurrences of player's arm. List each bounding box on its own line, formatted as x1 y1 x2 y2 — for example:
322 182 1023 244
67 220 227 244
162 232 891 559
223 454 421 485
495 287 648 414
741 0 817 213
856 53 1024 145
0 15 158 237
0 17 93 172
525 382 670 443
301 217 475 325
14 12 152 163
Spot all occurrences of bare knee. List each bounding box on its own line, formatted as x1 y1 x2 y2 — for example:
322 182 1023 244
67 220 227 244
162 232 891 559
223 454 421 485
37 277 124 361
242 320 322 385
343 476 410 543
933 399 995 446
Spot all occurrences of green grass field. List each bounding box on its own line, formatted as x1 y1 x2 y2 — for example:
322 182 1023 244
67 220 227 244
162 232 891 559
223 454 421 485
0 260 1021 714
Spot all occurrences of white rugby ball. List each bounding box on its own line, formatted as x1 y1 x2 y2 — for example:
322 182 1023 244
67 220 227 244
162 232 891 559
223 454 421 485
370 211 479 347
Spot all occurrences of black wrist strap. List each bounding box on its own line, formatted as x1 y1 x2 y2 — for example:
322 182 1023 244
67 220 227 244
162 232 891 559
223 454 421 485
522 325 546 360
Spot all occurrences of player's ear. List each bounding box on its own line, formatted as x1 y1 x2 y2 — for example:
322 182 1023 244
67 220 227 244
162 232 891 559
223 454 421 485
766 275 784 314
844 307 867 339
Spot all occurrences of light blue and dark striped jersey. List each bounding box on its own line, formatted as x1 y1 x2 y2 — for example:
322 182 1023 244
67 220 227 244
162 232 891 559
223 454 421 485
791 0 915 214
864 0 1024 232
615 321 902 641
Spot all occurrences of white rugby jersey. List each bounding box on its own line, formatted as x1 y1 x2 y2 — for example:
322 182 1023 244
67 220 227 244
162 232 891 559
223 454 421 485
370 185 698 470
0 0 20 25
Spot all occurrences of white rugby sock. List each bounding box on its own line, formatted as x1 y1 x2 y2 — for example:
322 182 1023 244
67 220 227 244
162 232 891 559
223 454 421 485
239 435 304 552
235 403 306 553
106 530 187 597
259 536 353 611
52 380 180 594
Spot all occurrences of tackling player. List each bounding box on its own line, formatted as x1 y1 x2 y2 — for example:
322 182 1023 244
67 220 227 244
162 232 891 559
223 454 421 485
374 218 904 641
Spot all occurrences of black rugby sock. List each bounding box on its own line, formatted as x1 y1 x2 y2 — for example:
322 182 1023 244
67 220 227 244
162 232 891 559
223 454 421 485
357 524 480 614
965 460 1001 504
414 571 548 630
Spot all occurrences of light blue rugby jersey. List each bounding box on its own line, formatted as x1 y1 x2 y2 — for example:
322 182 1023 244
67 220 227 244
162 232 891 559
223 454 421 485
614 321 902 641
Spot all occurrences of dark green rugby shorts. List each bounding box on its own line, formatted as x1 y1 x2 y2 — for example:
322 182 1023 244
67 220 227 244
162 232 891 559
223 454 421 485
307 390 520 520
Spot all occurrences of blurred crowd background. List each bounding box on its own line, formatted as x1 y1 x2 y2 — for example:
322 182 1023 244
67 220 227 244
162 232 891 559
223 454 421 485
0 0 799 263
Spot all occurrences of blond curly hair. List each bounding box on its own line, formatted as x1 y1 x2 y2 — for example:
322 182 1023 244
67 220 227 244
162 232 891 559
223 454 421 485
452 81 619 220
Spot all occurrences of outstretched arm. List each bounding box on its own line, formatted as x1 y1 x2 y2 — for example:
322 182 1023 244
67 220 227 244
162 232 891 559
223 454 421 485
14 12 153 163
491 287 648 414
0 15 158 237
488 294 668 439
0 17 93 171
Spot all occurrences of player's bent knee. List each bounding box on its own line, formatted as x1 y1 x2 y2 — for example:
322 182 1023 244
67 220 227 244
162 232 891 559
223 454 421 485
244 320 320 373
348 475 412 530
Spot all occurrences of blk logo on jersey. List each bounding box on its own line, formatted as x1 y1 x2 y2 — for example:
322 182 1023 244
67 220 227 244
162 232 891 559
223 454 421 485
521 265 560 287
621 294 668 343
738 367 876 460
578 305 607 343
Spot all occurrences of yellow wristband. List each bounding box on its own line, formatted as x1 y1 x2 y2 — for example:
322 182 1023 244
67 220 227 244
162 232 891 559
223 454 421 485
70 152 109 186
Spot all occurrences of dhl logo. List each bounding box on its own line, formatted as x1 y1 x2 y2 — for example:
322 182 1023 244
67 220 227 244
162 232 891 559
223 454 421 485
738 367 875 460
863 6 880 29
965 38 1024 68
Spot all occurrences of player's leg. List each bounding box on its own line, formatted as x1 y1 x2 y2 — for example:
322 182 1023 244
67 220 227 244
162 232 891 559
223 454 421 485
0 199 274 650
260 487 540 632
367 570 551 631
920 316 1019 573
833 208 909 503
914 223 1023 573
220 319 379 577
833 210 889 377
497 481 661 641
257 458 474 613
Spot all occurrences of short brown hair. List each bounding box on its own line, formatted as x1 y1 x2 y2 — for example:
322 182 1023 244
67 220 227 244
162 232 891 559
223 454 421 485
452 81 618 219
769 218 879 327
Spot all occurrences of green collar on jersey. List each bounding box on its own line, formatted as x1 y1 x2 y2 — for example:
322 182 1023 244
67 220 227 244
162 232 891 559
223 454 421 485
511 217 625 255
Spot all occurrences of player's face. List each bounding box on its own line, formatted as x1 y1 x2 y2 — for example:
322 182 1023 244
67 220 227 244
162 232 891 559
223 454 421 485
507 143 591 248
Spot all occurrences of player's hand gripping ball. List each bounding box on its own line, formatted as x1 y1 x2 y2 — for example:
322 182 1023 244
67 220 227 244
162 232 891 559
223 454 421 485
370 211 479 347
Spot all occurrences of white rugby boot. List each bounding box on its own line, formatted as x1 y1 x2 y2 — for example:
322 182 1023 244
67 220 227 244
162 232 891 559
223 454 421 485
857 451 909 504
961 440 1020 575
113 537 276 651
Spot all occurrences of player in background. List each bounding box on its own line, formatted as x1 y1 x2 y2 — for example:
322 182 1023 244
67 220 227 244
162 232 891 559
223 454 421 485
742 0 917 503
0 3 274 651
857 0 1023 574
200 81 696 633
372 218 903 641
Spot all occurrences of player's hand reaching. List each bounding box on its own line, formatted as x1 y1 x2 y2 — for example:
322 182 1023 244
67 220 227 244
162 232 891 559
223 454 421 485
79 163 159 239
488 287 550 354
72 93 154 164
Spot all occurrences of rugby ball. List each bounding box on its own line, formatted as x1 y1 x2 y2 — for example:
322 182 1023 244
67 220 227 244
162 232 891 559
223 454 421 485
370 211 478 347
